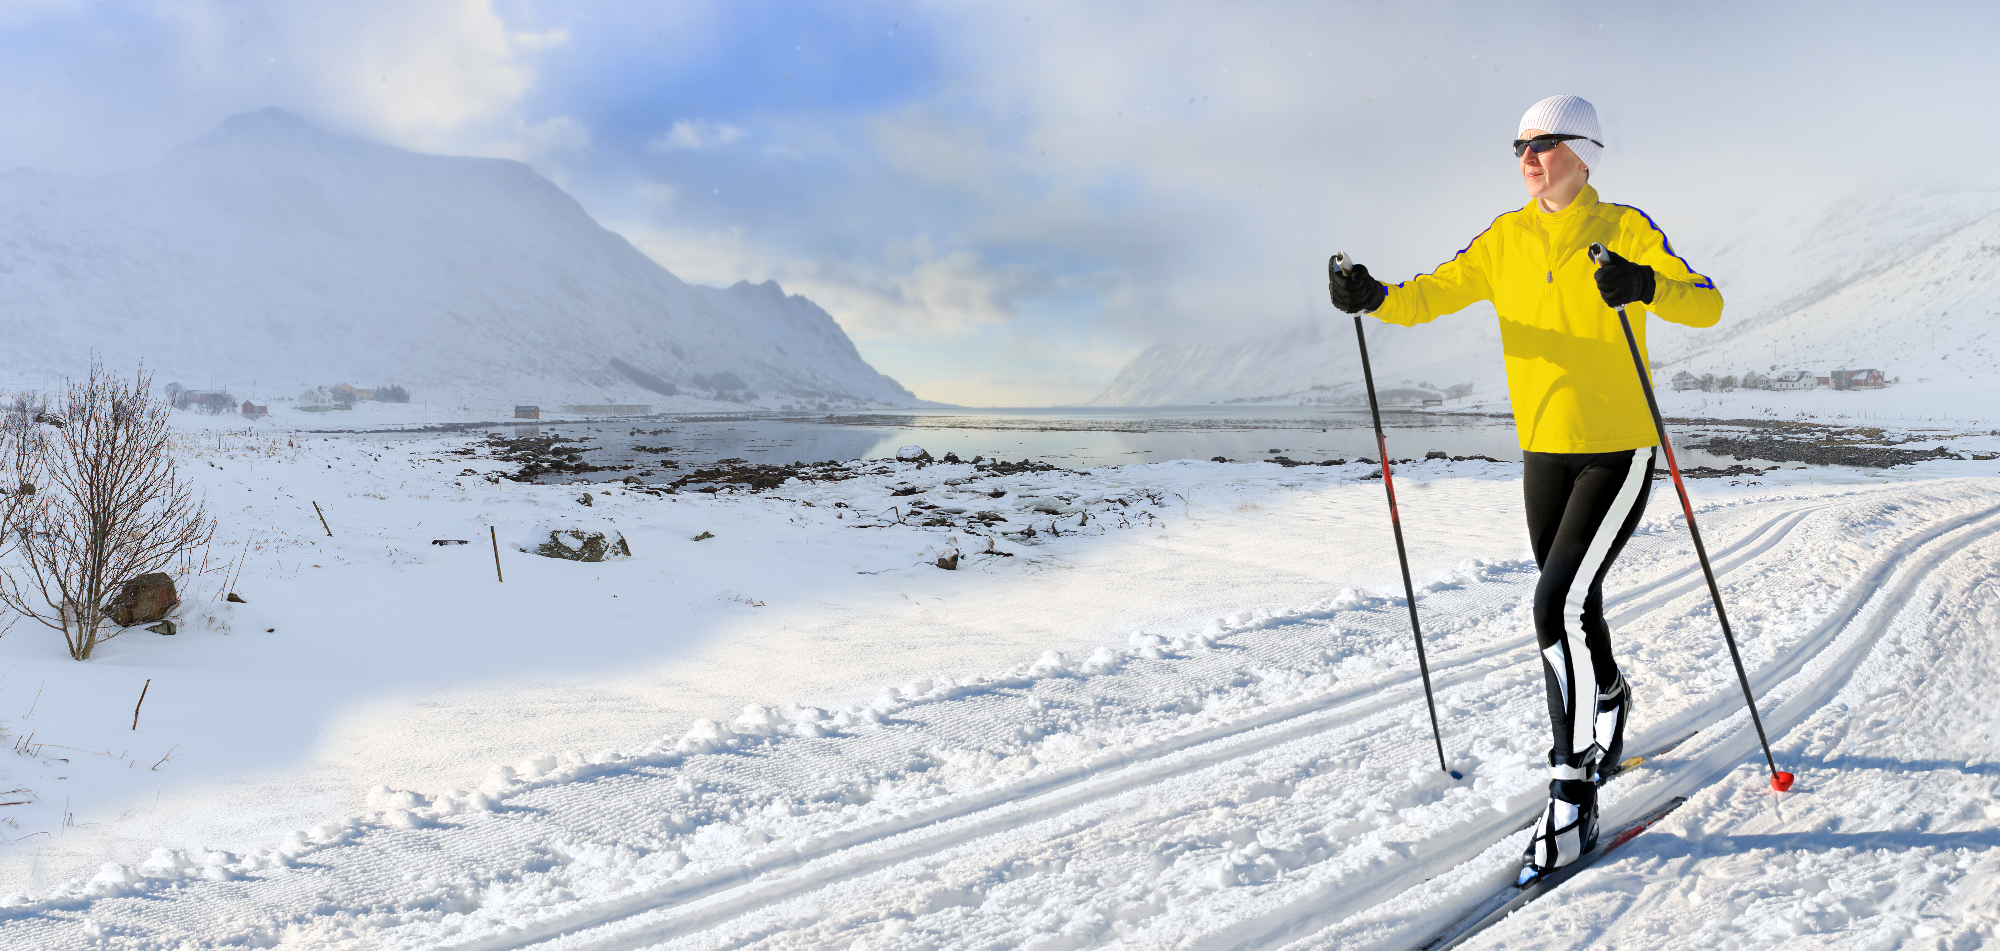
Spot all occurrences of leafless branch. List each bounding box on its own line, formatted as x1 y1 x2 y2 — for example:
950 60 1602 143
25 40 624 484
0 360 215 660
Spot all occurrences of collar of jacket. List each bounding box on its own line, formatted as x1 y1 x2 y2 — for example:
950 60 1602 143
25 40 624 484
1525 182 1600 222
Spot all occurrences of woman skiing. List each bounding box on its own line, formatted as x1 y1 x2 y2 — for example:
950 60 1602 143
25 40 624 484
1324 95 1723 877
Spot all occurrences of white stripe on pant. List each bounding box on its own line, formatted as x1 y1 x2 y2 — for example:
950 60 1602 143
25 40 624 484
1546 445 1653 761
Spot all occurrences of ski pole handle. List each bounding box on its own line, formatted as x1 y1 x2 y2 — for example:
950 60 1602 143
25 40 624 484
1331 252 1377 315
1588 242 1610 266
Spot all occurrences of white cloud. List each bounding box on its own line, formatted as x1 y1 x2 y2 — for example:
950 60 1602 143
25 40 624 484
647 119 746 152
282 0 537 151
513 27 569 51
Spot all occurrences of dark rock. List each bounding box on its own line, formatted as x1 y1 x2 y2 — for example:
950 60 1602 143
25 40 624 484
577 493 594 506
1696 436 1956 469
889 482 923 497
530 529 632 562
226 592 248 603
1425 450 1449 460
693 531 715 541
146 620 177 635
936 553 960 570
896 445 933 462
431 539 470 546
941 452 963 463
1211 456 1230 463
107 573 178 627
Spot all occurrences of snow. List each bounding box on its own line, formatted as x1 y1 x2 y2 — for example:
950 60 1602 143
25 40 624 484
0 110 919 410
3 417 1999 948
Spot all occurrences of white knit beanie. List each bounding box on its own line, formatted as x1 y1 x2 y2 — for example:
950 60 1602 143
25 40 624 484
1519 95 1603 171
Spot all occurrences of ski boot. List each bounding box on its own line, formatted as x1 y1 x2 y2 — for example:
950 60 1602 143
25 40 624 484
1519 750 1600 886
1595 674 1632 781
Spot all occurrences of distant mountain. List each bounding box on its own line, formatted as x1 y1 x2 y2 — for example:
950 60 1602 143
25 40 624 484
1092 186 2000 407
0 109 919 407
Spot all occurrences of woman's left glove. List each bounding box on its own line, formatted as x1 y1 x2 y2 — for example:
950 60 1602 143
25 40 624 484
1591 248 1655 308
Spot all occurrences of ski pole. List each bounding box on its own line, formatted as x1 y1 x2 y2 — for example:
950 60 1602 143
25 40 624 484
1588 242 1794 793
1333 252 1454 779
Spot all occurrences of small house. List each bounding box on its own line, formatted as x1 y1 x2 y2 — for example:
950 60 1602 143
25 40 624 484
1670 371 1698 391
515 405 541 420
1741 371 1771 390
240 401 268 418
1830 368 1886 390
332 383 376 402
299 387 335 411
1769 370 1816 391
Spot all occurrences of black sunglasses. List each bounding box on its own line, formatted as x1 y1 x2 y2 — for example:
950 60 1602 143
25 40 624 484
1512 133 1602 158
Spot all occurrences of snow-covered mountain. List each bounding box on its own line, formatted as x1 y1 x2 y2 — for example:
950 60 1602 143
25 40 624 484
1093 186 2000 406
0 109 919 407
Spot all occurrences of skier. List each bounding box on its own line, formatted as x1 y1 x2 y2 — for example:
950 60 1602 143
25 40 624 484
1325 95 1723 877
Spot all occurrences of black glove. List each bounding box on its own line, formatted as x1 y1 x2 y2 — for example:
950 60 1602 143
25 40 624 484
1328 257 1387 314
1592 248 1656 308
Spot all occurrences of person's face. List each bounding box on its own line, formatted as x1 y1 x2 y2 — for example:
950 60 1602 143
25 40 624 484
1518 128 1588 202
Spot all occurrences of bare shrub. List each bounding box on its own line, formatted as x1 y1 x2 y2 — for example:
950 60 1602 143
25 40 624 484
0 391 51 550
0 361 215 660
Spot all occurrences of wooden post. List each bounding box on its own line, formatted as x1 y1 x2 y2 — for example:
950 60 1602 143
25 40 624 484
490 526 504 582
313 501 332 536
132 679 151 731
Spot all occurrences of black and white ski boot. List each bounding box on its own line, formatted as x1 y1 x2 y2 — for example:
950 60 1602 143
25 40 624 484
1595 674 1631 780
1519 752 1600 886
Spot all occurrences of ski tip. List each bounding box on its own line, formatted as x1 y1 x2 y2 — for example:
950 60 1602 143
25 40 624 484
1620 755 1645 770
1771 771 1795 792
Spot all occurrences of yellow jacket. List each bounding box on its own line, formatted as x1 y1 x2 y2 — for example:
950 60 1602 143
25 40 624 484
1372 184 1723 454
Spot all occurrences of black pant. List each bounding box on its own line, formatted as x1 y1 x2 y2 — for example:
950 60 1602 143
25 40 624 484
1523 446 1655 762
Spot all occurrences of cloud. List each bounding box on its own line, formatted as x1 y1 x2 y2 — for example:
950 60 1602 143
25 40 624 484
0 0 560 172
513 27 569 51
647 119 746 152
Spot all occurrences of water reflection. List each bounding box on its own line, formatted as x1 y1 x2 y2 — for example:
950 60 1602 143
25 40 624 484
505 407 1786 483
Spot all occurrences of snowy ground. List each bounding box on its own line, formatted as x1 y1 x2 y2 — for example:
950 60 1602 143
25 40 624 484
1 422 1997 949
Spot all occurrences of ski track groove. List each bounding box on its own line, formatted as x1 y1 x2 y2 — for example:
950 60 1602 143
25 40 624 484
1238 495 2000 951
441 499 1845 951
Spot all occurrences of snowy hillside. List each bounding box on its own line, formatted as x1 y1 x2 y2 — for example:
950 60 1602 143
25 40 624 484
1094 186 2000 407
0 109 918 408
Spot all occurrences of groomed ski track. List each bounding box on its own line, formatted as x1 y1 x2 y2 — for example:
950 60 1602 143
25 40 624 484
5 480 1997 950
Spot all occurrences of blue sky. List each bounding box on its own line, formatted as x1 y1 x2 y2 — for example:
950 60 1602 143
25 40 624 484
5 1 1997 405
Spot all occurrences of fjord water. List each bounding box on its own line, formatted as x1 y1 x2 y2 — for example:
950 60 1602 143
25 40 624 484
516 406 1780 478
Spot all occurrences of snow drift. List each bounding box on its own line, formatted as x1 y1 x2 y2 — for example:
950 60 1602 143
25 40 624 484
0 109 918 407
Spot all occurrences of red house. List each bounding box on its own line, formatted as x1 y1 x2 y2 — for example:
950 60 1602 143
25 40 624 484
1831 368 1886 390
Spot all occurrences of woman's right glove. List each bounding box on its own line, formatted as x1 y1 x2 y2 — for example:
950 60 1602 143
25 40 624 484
1328 256 1387 314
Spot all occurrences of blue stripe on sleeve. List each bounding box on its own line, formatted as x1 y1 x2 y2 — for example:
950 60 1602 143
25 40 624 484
1605 202 1718 289
1389 210 1511 288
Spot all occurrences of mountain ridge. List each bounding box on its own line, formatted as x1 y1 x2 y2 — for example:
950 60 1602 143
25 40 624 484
0 108 919 408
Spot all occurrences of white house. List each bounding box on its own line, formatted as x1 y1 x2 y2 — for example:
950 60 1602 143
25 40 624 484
298 386 336 411
1769 370 1817 391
